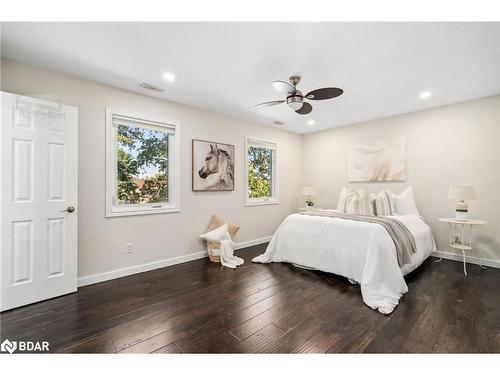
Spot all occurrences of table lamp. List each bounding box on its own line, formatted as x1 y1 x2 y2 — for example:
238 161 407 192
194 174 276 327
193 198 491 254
302 186 316 207
448 186 476 221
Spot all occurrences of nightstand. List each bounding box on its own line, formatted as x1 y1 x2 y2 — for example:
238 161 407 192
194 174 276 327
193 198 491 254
438 218 487 276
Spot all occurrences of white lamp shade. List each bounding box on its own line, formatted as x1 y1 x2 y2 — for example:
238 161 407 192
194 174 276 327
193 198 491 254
302 186 316 196
448 186 476 200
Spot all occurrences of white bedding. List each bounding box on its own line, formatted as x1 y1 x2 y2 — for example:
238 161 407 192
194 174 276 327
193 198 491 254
252 212 436 314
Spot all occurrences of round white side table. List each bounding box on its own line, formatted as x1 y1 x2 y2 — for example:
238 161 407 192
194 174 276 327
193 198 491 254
438 218 487 276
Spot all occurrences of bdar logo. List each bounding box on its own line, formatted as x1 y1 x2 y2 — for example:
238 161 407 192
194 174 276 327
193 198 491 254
1 339 17 354
0 339 49 353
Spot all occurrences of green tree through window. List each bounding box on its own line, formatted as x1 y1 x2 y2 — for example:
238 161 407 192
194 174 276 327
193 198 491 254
248 146 273 198
116 125 168 204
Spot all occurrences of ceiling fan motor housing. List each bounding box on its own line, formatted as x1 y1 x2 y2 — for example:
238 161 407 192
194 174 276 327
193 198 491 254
286 90 303 110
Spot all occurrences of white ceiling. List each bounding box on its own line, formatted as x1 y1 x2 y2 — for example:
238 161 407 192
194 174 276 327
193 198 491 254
1 22 499 134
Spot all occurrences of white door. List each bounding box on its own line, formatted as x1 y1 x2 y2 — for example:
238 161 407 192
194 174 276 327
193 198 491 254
1 92 78 311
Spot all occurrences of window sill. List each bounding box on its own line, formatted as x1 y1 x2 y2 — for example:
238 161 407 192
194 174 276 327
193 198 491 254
106 206 180 218
245 199 279 207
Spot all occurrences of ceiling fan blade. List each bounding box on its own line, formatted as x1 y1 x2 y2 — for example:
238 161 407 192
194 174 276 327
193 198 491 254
272 80 296 95
295 102 312 115
306 87 343 100
254 100 285 108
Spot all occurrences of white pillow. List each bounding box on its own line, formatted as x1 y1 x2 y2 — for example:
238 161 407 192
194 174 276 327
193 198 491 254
392 186 420 216
200 223 230 242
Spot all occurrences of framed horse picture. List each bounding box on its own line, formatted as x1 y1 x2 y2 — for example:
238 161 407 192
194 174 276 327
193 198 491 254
192 139 235 191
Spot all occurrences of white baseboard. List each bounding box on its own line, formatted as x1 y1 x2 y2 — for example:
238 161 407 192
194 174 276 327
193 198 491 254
77 236 272 287
431 250 500 269
234 236 272 250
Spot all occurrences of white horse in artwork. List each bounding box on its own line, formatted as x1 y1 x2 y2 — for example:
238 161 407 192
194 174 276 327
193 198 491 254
198 144 234 190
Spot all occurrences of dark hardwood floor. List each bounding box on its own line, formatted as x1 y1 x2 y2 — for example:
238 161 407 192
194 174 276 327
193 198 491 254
1 244 499 353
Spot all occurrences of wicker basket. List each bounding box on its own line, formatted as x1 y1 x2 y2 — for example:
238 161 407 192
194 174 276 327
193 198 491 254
207 245 221 263
203 215 240 263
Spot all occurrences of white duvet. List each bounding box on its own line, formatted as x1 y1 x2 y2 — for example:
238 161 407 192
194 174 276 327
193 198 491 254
252 212 436 314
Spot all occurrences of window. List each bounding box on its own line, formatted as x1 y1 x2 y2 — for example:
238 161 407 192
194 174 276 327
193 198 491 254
245 136 278 206
106 108 180 217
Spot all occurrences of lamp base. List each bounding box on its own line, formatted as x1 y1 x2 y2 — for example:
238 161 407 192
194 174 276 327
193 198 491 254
455 200 468 221
455 210 468 221
305 196 314 207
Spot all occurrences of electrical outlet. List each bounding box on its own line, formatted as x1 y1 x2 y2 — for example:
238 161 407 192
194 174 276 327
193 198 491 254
125 243 135 254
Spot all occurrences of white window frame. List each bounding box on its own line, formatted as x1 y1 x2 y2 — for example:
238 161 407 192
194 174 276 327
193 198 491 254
105 107 181 217
244 135 278 206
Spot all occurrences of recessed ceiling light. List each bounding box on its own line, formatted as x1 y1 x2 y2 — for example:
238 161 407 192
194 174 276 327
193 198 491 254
307 120 315 126
163 72 175 82
419 91 432 99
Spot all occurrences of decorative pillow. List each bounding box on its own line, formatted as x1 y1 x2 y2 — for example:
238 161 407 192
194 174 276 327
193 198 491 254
204 215 240 250
200 223 229 242
392 186 420 216
374 190 394 216
344 191 358 215
356 190 375 216
344 189 375 216
337 186 352 213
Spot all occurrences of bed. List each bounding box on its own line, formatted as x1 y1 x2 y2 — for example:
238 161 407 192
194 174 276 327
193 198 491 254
252 210 436 314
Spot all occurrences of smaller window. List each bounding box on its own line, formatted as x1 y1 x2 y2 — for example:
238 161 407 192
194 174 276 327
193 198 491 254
105 108 180 217
245 136 278 206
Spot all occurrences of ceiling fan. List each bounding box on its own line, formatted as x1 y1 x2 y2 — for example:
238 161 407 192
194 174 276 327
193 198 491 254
255 75 343 115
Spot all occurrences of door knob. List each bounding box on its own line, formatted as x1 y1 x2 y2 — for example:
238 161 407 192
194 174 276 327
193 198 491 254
61 206 75 213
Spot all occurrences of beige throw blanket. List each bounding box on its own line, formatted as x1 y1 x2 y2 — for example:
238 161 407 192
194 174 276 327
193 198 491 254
298 210 417 267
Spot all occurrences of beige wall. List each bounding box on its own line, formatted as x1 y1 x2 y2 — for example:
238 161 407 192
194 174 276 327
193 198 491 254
1 59 303 280
2 58 499 281
303 96 500 261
